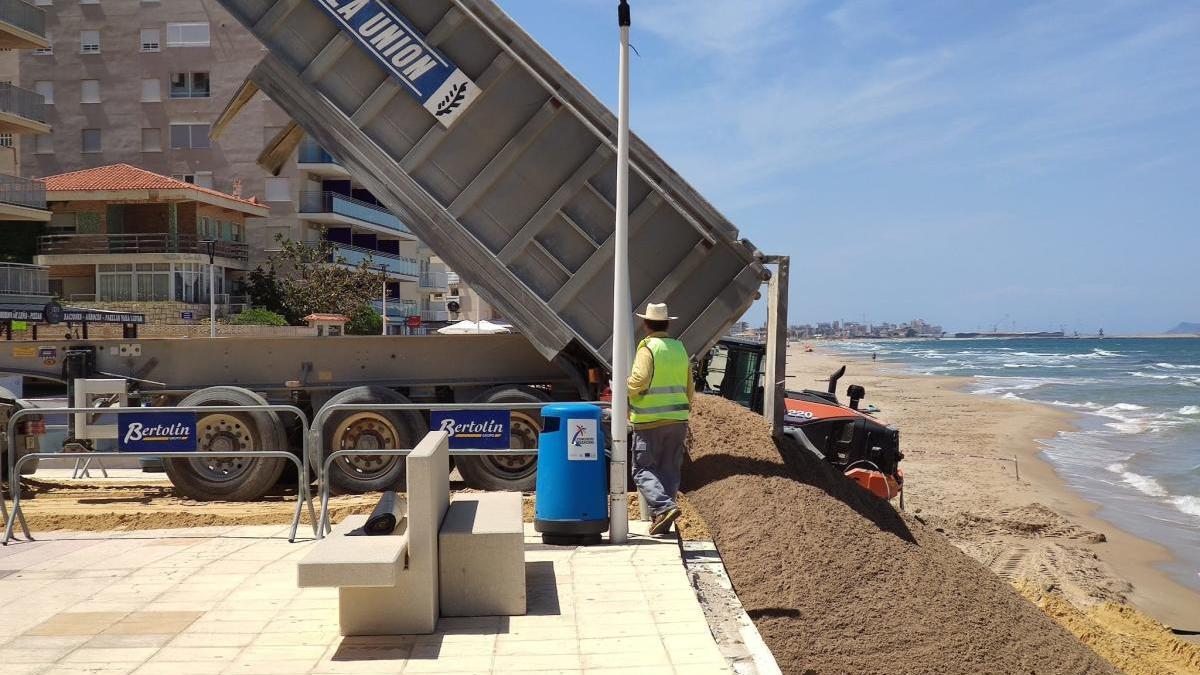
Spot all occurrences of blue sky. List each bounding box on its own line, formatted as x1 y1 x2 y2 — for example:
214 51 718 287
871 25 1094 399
495 0 1199 334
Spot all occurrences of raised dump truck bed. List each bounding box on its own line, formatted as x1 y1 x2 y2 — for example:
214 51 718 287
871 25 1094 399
213 0 767 369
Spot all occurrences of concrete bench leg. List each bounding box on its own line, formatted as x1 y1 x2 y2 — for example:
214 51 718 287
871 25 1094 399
339 584 436 636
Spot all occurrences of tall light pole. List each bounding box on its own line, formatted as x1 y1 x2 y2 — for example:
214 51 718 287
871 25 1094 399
203 240 217 338
609 0 632 545
380 264 389 336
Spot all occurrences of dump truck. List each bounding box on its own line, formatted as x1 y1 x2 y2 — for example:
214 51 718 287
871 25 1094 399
0 0 788 500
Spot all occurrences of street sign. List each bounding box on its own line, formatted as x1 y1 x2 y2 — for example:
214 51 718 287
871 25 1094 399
43 301 63 325
181 311 194 320
311 0 481 127
406 315 422 328
118 411 198 453
430 410 511 450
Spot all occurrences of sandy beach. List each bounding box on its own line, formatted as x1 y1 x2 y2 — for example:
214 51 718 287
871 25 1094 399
788 344 1200 661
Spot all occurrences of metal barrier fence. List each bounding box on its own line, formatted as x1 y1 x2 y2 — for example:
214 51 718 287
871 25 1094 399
309 402 611 537
3 405 318 545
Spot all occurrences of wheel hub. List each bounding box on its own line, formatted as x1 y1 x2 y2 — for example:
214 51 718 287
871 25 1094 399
332 412 402 479
190 413 256 483
486 411 538 474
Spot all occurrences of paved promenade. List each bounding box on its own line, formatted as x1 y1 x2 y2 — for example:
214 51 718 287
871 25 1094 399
0 523 729 674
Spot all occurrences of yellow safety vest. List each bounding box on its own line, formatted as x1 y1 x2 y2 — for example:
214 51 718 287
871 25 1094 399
630 336 691 425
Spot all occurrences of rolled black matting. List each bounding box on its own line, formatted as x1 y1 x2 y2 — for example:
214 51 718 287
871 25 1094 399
347 491 404 536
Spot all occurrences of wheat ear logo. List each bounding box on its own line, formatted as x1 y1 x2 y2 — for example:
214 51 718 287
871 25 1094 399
436 82 468 116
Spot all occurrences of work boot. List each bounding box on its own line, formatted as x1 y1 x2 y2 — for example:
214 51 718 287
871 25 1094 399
650 506 682 536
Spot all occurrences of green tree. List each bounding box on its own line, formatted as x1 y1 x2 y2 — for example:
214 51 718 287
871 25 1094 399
230 308 288 326
250 234 387 324
345 304 383 335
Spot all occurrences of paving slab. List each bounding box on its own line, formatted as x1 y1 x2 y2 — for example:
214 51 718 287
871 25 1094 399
0 523 734 673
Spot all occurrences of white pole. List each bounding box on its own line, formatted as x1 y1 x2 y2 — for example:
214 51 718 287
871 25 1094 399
208 248 216 338
609 0 632 545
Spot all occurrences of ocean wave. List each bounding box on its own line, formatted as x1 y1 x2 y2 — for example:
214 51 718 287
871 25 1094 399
1154 362 1200 370
1106 463 1169 497
1181 406 1200 416
1172 496 1200 518
1130 371 1172 379
1047 400 1104 410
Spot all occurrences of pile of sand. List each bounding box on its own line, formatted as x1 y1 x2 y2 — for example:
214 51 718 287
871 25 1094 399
682 395 1115 674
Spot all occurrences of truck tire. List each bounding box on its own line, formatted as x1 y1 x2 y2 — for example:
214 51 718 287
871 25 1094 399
317 387 425 494
162 387 288 501
455 386 549 492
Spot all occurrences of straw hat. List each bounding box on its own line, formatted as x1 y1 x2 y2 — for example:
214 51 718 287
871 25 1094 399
636 302 677 321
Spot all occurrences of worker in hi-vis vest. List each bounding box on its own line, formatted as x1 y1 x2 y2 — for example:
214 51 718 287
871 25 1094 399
627 302 694 535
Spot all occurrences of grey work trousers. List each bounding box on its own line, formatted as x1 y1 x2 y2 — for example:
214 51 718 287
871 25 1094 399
631 423 687 517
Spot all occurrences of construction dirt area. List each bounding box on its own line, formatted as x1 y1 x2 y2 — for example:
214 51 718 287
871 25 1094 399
6 395 1200 673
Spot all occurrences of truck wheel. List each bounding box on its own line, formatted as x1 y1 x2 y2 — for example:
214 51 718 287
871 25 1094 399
162 387 287 501
317 387 425 494
455 386 548 492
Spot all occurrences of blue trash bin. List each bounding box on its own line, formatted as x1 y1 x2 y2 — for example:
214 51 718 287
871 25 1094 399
535 403 609 545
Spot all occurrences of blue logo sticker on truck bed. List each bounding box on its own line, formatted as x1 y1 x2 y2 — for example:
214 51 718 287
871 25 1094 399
313 0 481 127
118 411 197 453
431 410 511 449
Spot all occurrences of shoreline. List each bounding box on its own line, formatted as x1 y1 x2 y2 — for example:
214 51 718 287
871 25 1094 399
789 345 1200 632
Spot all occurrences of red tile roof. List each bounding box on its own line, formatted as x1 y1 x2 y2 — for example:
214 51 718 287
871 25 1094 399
41 163 262 208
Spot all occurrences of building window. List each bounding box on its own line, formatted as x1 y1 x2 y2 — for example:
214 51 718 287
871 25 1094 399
81 0 99 5
166 22 210 47
80 30 100 54
33 36 52 55
265 177 290 202
169 123 211 149
34 80 53 104
34 0 51 5
141 78 160 102
34 134 52 154
169 72 209 99
97 264 133 301
135 263 170 301
48 213 76 234
0 133 11 148
81 128 101 153
140 28 160 52
173 173 196 183
141 128 161 152
80 79 100 104
194 171 213 189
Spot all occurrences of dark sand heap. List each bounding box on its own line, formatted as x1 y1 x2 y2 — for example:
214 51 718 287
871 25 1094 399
683 395 1114 675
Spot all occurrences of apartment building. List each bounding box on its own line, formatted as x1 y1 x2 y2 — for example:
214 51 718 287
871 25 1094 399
0 0 53 257
16 0 459 328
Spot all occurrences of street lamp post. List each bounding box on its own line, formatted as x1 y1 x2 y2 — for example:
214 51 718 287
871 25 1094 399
609 0 632 545
380 264 389 336
203 240 217 338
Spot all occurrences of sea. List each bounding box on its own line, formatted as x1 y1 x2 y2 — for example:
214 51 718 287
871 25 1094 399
831 337 1200 593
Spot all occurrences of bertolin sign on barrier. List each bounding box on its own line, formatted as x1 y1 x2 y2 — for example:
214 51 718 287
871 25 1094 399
314 0 481 127
118 411 197 452
430 410 510 449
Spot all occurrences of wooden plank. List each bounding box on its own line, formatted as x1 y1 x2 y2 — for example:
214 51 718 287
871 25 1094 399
448 100 559 218
763 256 789 438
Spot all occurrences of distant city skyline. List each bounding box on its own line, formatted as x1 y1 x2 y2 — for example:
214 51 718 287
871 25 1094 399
497 0 1200 335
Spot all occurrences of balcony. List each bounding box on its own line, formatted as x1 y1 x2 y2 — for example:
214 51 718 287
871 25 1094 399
0 82 49 135
0 173 49 221
419 269 449 291
37 233 249 264
296 138 350 178
329 244 419 280
0 262 49 302
298 191 415 239
421 309 451 323
0 0 47 50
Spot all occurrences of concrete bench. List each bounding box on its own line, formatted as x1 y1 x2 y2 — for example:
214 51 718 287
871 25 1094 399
298 431 450 636
439 491 526 617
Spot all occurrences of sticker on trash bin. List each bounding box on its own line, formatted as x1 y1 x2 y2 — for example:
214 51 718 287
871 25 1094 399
567 418 598 461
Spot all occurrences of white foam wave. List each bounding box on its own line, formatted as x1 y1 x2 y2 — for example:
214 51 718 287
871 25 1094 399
1106 463 1169 497
1181 406 1200 416
1172 496 1200 518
